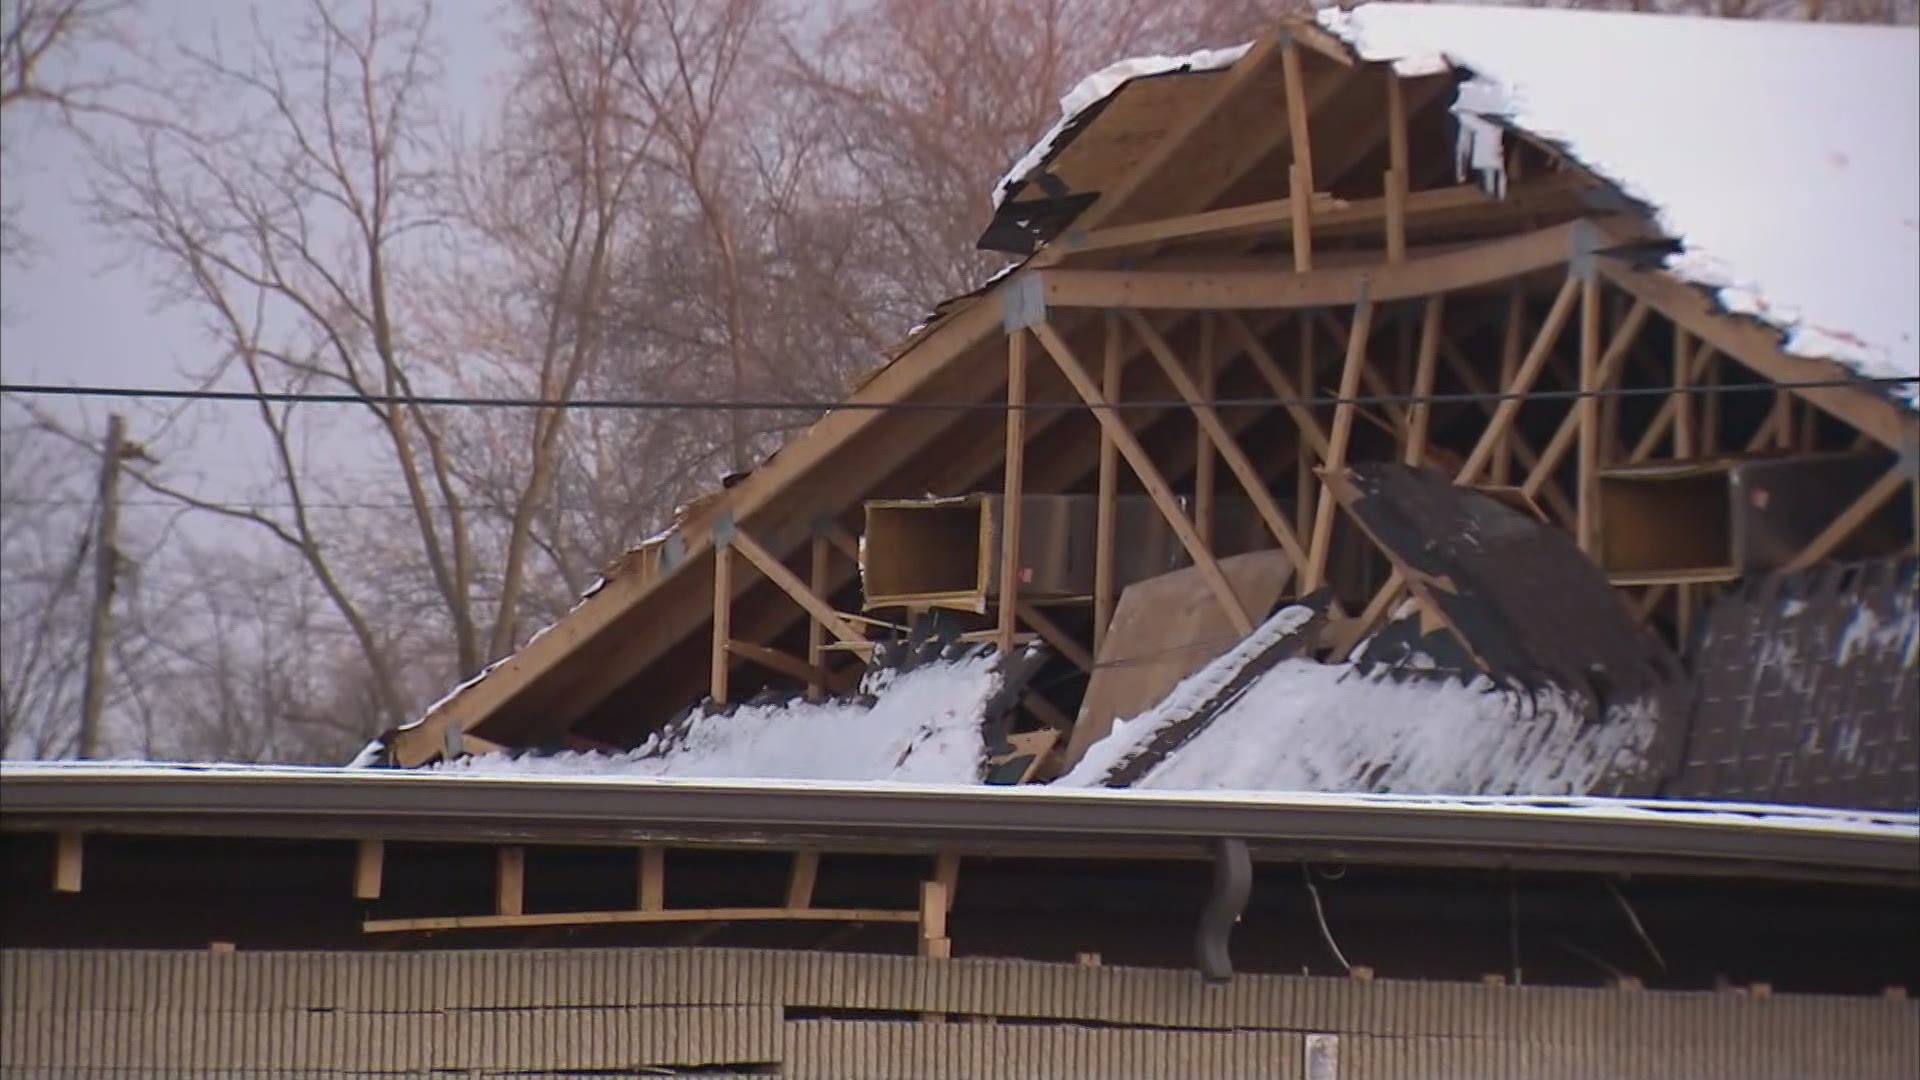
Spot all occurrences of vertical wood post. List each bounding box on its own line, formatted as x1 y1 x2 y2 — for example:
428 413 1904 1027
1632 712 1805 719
353 839 384 900
1494 294 1524 485
786 851 820 910
638 846 665 911
710 538 732 706
79 413 126 760
1281 35 1315 272
1674 327 1695 458
1094 314 1122 657
806 533 830 702
1579 273 1602 555
1296 318 1317 539
1404 297 1443 467
1384 72 1409 264
1304 296 1375 592
1703 359 1721 454
1195 314 1217 548
496 847 525 917
54 831 83 893
997 330 1029 655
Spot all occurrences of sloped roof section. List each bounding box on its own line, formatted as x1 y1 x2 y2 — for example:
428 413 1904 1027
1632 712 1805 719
1321 2 1920 403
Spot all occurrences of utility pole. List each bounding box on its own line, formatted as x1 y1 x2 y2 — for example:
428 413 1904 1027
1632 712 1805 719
78 413 126 760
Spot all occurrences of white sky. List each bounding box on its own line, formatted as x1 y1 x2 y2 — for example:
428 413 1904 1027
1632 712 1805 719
0 0 509 503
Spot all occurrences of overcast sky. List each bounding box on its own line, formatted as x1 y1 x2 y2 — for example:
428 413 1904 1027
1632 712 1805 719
1 0 508 505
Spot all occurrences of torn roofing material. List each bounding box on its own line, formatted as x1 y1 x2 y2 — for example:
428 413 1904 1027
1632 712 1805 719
1319 3 1920 402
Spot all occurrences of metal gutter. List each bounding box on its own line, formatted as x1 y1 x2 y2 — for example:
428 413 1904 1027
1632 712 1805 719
3 766 1914 885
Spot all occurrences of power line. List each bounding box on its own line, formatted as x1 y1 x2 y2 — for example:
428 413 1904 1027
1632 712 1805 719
1 375 1914 414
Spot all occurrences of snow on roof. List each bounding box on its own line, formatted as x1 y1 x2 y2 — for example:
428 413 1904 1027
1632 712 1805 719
431 650 1005 784
1056 621 1660 797
1320 3 1920 403
991 44 1252 210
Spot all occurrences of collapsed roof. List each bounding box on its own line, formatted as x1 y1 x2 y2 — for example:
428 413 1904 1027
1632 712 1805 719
383 6 1919 811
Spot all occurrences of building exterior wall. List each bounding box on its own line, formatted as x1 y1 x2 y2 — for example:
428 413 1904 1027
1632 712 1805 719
4 946 1915 1078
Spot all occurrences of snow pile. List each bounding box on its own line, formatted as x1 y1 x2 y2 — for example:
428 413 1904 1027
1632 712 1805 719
1320 3 1920 402
992 44 1251 209
1059 652 1660 796
434 651 1003 783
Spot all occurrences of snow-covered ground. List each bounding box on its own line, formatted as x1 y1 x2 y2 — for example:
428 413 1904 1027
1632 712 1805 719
1320 3 1919 401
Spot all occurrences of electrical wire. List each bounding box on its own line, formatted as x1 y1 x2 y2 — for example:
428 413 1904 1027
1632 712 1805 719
1 374 1913 414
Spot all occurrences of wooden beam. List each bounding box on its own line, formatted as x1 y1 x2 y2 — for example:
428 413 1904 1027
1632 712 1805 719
496 847 525 917
1578 273 1603 554
934 852 962 907
54 830 82 894
1494 291 1526 484
807 533 830 702
1404 297 1442 466
728 639 856 696
1281 34 1316 271
1628 338 1718 464
1016 602 1094 674
1521 300 1651 499
786 851 820 910
1032 322 1254 635
730 525 865 646
1384 72 1409 264
1195 314 1217 547
1304 296 1377 592
920 880 950 945
711 541 732 706
1674 327 1696 457
1297 318 1318 538
1041 217 1649 311
639 846 665 912
1439 342 1578 525
365 905 919 934
353 839 383 901
1781 467 1909 572
998 330 1030 655
1094 315 1122 657
1127 310 1311 574
1066 178 1591 257
1224 313 1331 459
1598 259 1915 451
1457 273 1583 485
